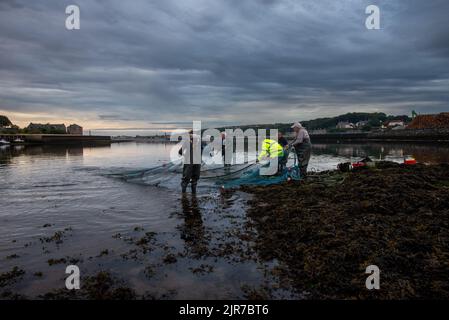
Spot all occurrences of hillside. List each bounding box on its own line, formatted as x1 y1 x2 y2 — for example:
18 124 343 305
216 112 411 132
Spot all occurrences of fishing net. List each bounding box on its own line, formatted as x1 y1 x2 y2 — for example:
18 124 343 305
108 152 302 189
214 151 302 188
107 161 183 188
217 163 301 188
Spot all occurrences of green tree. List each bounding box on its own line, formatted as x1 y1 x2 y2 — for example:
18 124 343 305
0 115 13 127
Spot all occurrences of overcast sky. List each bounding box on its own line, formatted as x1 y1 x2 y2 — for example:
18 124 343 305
0 0 448 129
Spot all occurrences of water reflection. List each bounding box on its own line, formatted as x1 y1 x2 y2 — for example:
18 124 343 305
179 195 208 258
0 144 111 166
67 147 84 157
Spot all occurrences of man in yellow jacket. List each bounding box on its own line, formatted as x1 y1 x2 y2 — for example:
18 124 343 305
258 138 286 174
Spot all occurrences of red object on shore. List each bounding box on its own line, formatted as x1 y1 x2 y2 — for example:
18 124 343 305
404 158 417 165
352 162 366 168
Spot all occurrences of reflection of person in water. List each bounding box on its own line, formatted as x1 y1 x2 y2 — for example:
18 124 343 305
179 195 208 257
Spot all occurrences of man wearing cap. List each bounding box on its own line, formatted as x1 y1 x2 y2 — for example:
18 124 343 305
290 122 312 179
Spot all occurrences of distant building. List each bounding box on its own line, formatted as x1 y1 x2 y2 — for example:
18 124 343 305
27 123 67 134
386 120 405 128
336 121 355 129
355 120 369 128
67 124 83 135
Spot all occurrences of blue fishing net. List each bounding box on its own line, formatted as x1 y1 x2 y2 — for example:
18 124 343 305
216 162 301 188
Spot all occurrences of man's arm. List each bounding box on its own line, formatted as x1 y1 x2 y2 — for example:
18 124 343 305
178 137 189 156
290 131 304 147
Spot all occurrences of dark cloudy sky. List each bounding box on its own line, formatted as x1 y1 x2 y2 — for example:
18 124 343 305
0 0 448 129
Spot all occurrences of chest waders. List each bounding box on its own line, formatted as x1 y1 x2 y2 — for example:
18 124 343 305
181 140 201 193
182 164 201 193
295 140 312 178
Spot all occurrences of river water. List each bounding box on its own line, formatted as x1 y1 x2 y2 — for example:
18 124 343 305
1 141 449 299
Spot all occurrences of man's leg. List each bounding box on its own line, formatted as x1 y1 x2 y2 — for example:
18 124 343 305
299 164 307 179
278 153 288 174
190 164 201 193
222 145 232 167
298 146 311 179
181 164 193 193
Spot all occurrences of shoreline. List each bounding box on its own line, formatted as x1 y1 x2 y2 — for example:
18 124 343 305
111 128 449 143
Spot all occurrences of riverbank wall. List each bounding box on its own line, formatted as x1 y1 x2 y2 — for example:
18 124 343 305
311 128 449 142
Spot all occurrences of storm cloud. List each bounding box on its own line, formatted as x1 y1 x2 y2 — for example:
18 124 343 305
0 0 448 128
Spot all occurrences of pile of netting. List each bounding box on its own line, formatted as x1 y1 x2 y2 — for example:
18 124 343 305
108 155 301 189
214 162 300 188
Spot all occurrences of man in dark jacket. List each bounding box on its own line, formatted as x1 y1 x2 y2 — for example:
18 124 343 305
179 130 201 193
278 131 289 148
277 131 289 173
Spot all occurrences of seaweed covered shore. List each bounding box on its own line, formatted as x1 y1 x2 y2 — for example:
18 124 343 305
242 162 449 299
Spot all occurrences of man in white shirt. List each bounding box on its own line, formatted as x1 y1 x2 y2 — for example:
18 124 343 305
289 122 312 179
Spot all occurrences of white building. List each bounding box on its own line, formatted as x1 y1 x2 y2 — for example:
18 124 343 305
336 121 355 129
355 120 369 128
387 120 405 128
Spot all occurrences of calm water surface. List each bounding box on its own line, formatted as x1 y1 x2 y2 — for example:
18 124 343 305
1 141 449 298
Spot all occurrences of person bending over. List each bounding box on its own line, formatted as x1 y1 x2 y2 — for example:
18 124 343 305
289 122 312 179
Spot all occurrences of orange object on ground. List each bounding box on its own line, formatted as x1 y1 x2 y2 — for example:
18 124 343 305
404 158 417 165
